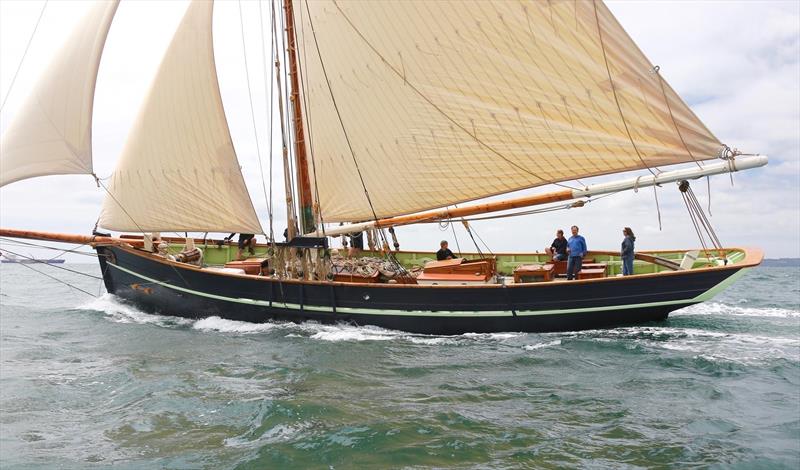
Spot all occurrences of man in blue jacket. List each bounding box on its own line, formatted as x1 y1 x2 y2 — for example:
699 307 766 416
566 225 587 280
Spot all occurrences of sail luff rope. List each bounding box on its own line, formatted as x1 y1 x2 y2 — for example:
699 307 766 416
271 0 299 241
93 175 192 287
303 0 406 275
237 0 270 241
591 0 657 177
294 0 326 238
0 0 48 112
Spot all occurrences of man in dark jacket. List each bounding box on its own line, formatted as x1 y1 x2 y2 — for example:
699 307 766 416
546 229 568 261
436 240 457 261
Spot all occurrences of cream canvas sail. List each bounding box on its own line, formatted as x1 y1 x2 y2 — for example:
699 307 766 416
294 0 722 222
98 0 262 234
0 1 119 187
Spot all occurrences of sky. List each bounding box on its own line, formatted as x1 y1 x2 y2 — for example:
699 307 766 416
0 0 798 261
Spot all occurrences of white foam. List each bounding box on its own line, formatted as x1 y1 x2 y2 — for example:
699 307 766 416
461 332 525 341
192 316 280 334
675 302 800 318
306 324 405 342
79 294 193 327
570 325 800 364
523 339 562 351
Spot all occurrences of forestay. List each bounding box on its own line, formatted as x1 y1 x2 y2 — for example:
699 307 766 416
0 1 119 187
98 0 262 234
294 0 722 222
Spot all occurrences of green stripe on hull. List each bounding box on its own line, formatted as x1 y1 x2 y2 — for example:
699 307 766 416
106 263 736 318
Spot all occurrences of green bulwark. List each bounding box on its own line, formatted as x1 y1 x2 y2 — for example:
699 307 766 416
171 241 746 277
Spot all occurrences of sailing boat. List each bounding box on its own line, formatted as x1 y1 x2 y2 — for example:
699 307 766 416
0 0 767 334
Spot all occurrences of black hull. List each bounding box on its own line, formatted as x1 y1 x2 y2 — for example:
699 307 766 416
96 245 745 335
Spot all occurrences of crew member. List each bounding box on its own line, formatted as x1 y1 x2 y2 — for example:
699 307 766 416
545 229 568 261
436 240 457 261
566 225 587 280
349 231 364 258
226 233 256 260
621 227 636 276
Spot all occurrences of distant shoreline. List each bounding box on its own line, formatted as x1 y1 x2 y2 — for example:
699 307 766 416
761 258 800 267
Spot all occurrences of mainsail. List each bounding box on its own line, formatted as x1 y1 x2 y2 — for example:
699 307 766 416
98 0 262 234
0 1 119 187
293 0 722 222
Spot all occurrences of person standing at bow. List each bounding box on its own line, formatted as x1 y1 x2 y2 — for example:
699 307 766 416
566 225 587 280
621 227 636 276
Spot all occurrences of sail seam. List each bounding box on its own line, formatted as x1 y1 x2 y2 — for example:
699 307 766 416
304 0 407 275
591 0 656 177
653 66 702 168
329 0 551 187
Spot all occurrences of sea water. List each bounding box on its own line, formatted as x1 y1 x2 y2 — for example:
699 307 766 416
0 264 798 469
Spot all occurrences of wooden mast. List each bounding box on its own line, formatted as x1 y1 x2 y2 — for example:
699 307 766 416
283 0 315 235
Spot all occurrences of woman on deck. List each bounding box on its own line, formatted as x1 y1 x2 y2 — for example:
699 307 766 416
621 227 636 276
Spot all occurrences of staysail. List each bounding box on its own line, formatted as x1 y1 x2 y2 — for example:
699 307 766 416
0 1 119 187
98 0 262 234
293 0 722 222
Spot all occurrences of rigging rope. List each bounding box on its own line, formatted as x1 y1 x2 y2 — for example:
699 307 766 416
0 0 48 112
92 175 192 287
328 1 588 191
429 192 620 223
0 248 102 281
678 180 723 260
461 219 485 259
238 0 271 241
0 238 99 258
303 0 407 276
258 0 276 242
271 0 299 240
294 0 326 237
0 257 97 298
652 65 702 169
591 1 657 177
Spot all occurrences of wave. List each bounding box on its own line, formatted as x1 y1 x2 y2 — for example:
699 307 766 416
77 295 521 344
192 317 282 334
563 326 800 364
675 302 799 318
78 296 798 364
79 294 193 327
523 339 562 351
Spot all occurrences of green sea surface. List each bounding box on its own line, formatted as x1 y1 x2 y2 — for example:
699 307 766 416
0 264 798 469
